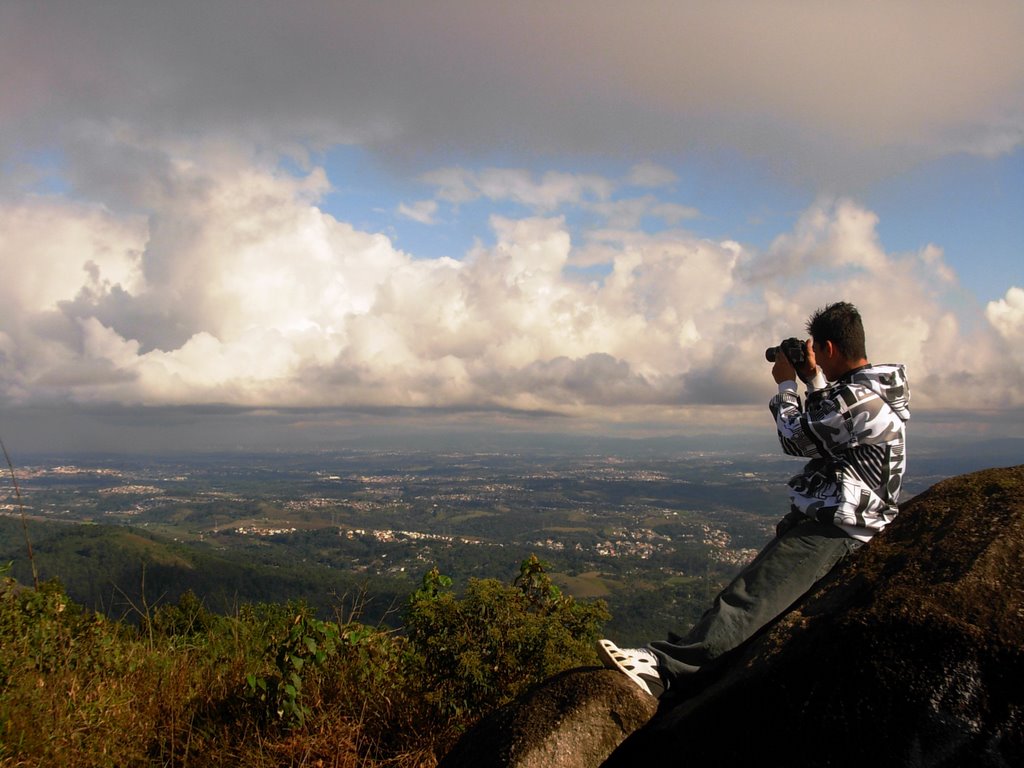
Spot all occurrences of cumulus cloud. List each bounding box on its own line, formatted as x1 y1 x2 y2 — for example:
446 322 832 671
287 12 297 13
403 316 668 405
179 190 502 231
987 287 1024 347
0 143 1019 424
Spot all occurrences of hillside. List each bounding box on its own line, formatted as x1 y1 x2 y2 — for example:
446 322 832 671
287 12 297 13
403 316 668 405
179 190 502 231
0 518 410 625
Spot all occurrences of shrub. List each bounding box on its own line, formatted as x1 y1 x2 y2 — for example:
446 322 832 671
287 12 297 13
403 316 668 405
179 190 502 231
403 556 609 722
244 602 340 727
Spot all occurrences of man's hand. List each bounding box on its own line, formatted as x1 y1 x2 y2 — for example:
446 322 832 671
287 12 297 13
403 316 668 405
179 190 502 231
772 351 796 384
772 338 816 384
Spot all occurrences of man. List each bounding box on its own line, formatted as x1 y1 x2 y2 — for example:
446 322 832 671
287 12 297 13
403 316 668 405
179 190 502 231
598 301 910 699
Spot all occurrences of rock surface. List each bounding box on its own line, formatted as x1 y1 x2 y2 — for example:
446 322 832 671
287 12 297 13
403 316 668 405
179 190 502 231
438 668 657 768
442 465 1024 768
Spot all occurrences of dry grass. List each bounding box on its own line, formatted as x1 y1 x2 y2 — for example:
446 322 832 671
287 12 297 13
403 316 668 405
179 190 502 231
0 581 443 768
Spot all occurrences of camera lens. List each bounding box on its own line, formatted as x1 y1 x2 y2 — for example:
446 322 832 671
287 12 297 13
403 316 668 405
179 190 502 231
765 347 778 362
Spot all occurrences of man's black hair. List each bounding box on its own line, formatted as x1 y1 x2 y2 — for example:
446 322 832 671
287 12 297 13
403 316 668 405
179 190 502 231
806 301 867 360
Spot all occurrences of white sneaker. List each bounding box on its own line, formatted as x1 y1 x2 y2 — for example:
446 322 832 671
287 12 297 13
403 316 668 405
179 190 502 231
597 638 665 698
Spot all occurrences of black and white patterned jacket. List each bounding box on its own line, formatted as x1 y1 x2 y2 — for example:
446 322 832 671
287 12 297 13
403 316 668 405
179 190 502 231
769 363 910 541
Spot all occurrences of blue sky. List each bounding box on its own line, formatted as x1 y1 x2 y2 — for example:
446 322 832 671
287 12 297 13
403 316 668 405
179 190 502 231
322 143 1021 306
867 149 1023 305
0 1 1022 454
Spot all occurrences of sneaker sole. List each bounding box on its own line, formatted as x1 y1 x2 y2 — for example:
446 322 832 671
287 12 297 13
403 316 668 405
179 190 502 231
597 639 659 697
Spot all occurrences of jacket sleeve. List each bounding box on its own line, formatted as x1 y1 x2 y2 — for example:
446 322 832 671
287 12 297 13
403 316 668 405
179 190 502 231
769 383 853 459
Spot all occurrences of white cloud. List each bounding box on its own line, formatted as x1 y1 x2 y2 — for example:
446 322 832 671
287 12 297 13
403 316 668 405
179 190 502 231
0 143 1020 424
0 2 1019 447
421 167 613 210
0 199 146 313
987 287 1024 344
414 165 699 230
583 196 700 229
757 198 889 277
919 244 957 284
398 199 438 224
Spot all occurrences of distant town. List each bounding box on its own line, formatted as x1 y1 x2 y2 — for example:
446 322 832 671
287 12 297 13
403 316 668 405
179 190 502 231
2 452 774 571
1 444 1011 642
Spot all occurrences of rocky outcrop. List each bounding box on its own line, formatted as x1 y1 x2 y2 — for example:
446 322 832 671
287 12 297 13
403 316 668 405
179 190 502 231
610 463 1024 767
444 465 1024 768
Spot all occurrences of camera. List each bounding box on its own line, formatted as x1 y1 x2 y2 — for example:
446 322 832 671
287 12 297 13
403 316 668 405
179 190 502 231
765 337 807 368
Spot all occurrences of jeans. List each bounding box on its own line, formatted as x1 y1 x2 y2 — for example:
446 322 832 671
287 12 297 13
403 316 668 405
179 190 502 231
651 519 862 697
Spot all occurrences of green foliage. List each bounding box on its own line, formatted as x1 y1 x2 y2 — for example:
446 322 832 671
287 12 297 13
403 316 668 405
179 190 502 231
336 620 408 694
245 603 340 727
403 556 609 720
0 557 609 767
0 567 128 683
148 588 219 638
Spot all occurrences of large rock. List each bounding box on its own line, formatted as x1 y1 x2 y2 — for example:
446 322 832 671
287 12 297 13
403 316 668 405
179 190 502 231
606 464 1024 767
438 668 657 768
441 465 1024 768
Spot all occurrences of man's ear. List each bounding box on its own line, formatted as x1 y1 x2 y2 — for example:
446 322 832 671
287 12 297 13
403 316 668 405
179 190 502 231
823 340 837 360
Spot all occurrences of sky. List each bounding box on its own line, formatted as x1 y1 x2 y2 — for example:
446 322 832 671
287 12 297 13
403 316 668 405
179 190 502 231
0 0 1022 455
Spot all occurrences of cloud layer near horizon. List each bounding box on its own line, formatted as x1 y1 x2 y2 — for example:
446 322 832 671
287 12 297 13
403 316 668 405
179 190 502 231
1 140 1021 422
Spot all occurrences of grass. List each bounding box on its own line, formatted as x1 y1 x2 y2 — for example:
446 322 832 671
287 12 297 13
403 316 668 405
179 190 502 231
0 577 435 767
551 571 614 598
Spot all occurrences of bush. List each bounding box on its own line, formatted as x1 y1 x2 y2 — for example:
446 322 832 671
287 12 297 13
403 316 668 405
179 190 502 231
403 556 609 722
